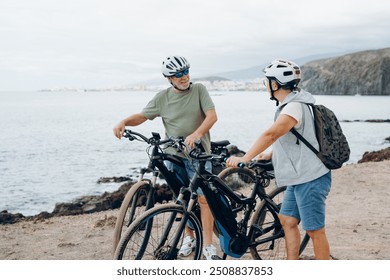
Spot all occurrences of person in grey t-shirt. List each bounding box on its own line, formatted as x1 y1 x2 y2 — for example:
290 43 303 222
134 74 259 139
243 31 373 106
113 55 218 260
227 59 332 260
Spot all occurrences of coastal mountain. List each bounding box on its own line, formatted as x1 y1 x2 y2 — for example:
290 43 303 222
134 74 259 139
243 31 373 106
208 48 390 95
213 50 354 81
192 76 230 82
300 48 390 95
125 48 390 95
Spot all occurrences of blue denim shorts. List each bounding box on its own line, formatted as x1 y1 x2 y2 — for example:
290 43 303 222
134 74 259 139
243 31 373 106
279 172 332 231
165 158 212 195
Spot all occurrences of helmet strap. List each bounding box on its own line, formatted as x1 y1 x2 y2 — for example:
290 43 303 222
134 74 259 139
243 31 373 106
268 78 280 106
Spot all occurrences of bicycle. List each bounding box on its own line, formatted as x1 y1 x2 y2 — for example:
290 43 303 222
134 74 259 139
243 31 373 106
114 140 310 260
112 130 256 255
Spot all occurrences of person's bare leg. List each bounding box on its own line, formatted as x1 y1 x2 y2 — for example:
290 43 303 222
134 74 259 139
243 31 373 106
198 195 214 246
307 228 330 260
279 214 300 260
184 226 195 239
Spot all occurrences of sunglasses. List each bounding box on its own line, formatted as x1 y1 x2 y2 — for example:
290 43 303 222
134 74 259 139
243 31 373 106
173 68 189 78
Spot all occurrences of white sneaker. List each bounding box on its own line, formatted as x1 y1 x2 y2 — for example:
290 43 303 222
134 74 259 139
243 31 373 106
203 244 217 260
179 236 196 257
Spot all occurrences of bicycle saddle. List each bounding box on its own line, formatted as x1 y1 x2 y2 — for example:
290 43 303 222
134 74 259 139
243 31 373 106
249 160 274 171
211 140 231 148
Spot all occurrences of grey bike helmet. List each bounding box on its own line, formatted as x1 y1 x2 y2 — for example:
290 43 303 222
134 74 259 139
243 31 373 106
161 55 190 77
263 59 301 86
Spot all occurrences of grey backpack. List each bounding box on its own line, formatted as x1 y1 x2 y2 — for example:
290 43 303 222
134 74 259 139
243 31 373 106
291 104 350 169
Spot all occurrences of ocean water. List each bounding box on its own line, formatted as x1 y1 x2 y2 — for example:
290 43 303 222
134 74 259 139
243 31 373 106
0 90 389 216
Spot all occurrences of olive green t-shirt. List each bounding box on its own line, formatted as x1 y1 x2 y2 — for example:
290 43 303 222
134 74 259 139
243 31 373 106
142 83 215 157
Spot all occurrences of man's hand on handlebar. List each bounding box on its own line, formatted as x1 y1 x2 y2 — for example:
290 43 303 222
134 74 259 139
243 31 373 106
184 132 201 149
113 121 126 139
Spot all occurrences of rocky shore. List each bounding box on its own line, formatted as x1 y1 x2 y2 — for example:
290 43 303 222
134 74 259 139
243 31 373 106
1 144 389 225
0 145 246 225
0 180 174 225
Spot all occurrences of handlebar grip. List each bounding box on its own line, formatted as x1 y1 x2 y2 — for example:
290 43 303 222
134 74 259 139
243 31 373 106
238 162 246 168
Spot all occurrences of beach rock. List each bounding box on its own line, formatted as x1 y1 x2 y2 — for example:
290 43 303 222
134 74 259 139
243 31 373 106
0 210 25 224
358 147 390 163
212 144 246 175
33 211 54 221
227 144 246 156
52 180 136 216
154 184 174 203
0 179 175 224
97 176 133 184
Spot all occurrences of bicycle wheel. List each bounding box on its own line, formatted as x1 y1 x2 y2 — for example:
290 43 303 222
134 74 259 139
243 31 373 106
114 203 203 260
217 167 256 195
112 180 152 255
249 186 309 260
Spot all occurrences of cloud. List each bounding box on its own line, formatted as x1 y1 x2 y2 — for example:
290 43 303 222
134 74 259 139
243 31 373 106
1 0 390 90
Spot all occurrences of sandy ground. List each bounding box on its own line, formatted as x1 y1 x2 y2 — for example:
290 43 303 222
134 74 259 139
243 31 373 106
0 160 389 260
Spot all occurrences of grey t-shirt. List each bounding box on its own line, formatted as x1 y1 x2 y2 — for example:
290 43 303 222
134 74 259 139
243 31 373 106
142 83 215 156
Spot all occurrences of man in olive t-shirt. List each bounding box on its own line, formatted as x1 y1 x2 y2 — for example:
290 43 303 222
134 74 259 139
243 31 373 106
113 55 218 260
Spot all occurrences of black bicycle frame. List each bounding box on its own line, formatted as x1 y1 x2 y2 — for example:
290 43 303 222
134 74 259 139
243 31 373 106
186 158 283 257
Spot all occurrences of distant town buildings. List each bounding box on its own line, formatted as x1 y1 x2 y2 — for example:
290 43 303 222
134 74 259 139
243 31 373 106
39 78 267 92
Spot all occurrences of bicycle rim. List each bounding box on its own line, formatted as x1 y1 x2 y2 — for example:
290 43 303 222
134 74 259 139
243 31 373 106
249 186 309 260
217 167 256 195
114 203 203 260
112 181 152 255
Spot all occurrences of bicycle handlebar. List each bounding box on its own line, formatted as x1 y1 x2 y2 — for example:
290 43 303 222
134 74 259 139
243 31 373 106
188 146 274 172
122 129 233 164
122 129 151 143
122 129 187 152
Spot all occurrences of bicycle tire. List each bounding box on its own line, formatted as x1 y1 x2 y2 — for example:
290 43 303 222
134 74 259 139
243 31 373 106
249 186 309 259
217 167 256 193
114 203 203 260
112 180 152 255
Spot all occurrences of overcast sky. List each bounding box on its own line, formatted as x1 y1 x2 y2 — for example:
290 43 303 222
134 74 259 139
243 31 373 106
1 0 390 90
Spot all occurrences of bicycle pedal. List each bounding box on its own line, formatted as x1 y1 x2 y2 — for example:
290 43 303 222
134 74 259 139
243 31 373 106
211 255 223 260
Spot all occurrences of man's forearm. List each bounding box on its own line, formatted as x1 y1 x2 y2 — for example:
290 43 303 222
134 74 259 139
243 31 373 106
123 113 148 126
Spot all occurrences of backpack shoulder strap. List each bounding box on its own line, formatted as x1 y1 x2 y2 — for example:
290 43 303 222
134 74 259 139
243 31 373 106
280 102 319 155
289 102 319 155
290 128 319 155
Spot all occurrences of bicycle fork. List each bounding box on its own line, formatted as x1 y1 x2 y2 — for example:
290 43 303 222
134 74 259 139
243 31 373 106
156 194 200 260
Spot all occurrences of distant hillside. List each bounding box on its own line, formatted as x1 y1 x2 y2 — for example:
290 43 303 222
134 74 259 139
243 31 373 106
192 76 230 82
132 49 390 95
301 48 390 95
214 65 266 80
214 51 352 80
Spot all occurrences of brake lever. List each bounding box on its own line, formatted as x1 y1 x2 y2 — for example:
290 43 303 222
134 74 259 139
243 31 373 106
122 131 135 141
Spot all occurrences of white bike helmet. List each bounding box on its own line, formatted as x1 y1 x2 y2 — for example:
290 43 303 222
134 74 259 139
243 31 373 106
161 56 190 77
263 59 301 86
